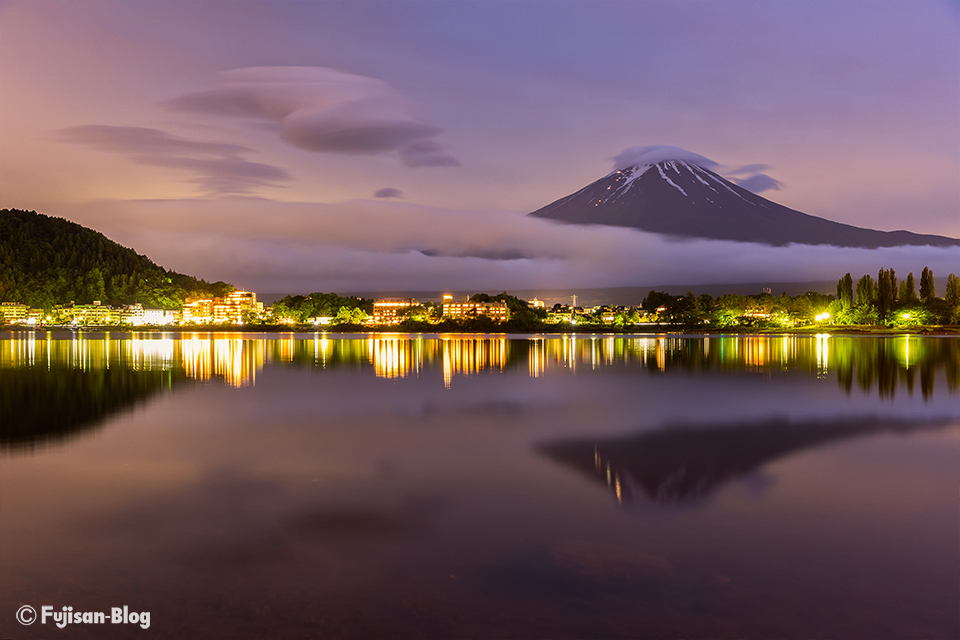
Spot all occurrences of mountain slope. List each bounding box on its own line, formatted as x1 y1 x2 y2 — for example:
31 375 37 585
529 160 959 248
0 208 232 308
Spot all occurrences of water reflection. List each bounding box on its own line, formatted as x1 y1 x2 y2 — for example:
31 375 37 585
540 415 957 506
180 336 264 387
209 334 960 397
2 332 958 639
1 334 186 452
3 334 958 390
2 333 957 451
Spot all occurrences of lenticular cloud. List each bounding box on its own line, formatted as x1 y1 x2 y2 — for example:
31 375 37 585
611 145 784 194
612 145 718 170
166 66 459 167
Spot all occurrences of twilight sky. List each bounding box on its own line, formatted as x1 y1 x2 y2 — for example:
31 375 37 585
1 1 958 294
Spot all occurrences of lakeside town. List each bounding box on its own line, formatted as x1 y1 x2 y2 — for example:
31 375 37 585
3 267 959 331
0 290 547 327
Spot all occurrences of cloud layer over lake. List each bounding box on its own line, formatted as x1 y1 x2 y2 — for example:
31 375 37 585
62 197 960 293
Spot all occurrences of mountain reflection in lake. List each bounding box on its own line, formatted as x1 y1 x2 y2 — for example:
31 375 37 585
539 415 956 506
1 332 957 639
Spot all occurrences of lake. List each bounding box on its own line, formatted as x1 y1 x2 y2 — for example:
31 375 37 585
1 332 957 639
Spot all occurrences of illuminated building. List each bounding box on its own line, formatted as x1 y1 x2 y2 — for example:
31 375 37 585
442 299 509 322
120 304 145 325
529 297 545 308
373 298 417 325
143 308 178 325
213 291 263 324
1 302 28 324
0 302 43 325
182 299 213 324
70 301 114 325
183 291 262 325
118 305 177 326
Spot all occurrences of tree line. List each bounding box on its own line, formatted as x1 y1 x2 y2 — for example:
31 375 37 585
635 266 959 327
268 292 373 324
834 267 959 325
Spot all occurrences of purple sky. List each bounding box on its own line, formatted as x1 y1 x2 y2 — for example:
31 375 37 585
1 1 958 293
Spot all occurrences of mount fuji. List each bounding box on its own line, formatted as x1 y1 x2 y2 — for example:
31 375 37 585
528 152 958 249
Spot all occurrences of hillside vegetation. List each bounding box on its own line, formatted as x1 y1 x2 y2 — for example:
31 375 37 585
0 208 232 309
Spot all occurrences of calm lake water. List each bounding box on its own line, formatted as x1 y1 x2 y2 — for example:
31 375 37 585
2 332 958 639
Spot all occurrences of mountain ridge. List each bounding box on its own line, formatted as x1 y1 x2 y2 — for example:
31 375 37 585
529 159 959 249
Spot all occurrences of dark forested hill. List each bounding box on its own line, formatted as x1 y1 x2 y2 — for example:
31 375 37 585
0 208 232 309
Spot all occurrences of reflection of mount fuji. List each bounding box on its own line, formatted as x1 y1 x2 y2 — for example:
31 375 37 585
539 416 956 505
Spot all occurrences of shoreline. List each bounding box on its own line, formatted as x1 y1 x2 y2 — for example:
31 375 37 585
5 325 960 337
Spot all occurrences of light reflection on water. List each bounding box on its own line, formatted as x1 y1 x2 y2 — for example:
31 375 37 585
2 332 957 394
1 333 958 639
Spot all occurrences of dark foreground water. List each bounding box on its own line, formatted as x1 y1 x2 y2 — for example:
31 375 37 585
1 332 958 639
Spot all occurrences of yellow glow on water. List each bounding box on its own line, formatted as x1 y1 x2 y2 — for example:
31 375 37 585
279 337 295 362
815 333 830 377
443 337 452 389
128 337 175 371
529 338 545 378
1 334 953 399
318 336 329 366
893 335 913 369
181 337 211 383
371 337 420 379
180 336 261 387
744 337 766 367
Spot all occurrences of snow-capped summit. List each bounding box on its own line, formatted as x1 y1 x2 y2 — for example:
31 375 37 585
611 145 717 170
529 155 959 248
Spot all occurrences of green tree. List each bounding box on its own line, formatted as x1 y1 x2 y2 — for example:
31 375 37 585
898 272 917 304
855 274 874 307
919 267 935 303
334 306 365 325
836 273 853 311
876 268 896 322
944 273 960 319
82 267 106 303
849 303 878 325
696 293 714 315
945 273 960 304
641 290 675 315
398 304 430 322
